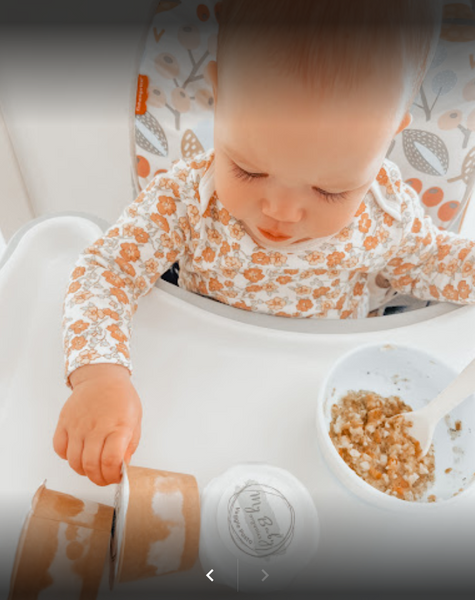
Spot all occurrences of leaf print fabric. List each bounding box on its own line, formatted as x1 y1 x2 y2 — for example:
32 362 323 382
62 148 475 388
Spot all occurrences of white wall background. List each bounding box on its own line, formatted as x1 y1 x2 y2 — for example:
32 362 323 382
0 0 157 244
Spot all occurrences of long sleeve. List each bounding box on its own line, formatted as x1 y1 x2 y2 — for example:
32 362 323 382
378 180 475 305
62 160 195 388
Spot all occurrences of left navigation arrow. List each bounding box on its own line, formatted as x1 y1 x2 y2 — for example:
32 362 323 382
206 569 214 582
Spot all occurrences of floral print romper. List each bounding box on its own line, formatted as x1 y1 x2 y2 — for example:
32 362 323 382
62 148 475 387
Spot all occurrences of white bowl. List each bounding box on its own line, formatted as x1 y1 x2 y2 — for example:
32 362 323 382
316 343 475 512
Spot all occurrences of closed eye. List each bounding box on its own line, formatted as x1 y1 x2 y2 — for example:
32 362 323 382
313 187 349 202
231 163 265 182
230 163 348 202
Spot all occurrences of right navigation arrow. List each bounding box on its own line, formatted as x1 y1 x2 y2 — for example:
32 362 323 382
261 570 269 582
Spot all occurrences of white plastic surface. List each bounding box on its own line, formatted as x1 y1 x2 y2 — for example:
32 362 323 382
1 215 475 595
316 343 475 510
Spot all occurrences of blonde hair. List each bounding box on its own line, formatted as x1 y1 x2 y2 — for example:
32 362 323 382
217 0 443 114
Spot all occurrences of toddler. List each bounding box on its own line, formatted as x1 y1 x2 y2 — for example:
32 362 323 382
55 0 475 486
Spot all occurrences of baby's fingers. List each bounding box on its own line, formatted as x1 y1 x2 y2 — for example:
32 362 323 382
124 425 141 465
53 425 68 459
82 433 111 486
101 431 132 485
66 436 86 477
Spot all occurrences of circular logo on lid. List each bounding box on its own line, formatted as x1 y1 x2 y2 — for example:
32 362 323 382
227 480 295 558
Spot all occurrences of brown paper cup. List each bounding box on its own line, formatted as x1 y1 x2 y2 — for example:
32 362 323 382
109 463 201 588
8 480 114 600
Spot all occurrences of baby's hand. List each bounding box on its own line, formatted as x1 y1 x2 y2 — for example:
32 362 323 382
53 364 142 486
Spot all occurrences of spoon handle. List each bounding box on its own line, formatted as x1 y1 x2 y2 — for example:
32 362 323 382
423 356 475 423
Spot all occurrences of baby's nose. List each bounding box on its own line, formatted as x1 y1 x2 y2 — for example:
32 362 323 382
260 195 303 223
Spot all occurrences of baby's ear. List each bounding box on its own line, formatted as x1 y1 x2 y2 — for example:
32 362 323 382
396 111 413 135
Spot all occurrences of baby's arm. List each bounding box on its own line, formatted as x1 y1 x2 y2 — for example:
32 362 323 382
55 362 142 486
378 182 475 305
54 159 196 485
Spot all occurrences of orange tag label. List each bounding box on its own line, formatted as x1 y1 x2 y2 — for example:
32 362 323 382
135 75 149 115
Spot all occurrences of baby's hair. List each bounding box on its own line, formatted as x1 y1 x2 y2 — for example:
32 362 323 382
216 0 443 115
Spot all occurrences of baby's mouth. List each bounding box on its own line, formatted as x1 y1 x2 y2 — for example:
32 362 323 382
257 227 292 242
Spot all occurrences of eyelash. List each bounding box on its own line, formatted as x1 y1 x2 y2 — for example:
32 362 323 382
230 163 348 202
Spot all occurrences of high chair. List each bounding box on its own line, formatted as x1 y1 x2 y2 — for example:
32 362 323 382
1 0 475 595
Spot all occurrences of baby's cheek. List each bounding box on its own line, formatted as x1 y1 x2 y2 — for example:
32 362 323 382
311 203 357 236
335 197 365 229
216 180 249 219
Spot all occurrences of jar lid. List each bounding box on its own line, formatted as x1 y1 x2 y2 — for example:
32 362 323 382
199 462 320 592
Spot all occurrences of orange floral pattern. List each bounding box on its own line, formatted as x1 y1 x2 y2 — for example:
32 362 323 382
62 148 475 388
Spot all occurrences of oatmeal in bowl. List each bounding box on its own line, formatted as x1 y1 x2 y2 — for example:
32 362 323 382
329 390 435 502
315 343 475 511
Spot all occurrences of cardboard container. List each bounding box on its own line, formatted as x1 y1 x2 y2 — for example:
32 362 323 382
109 463 201 588
8 481 114 599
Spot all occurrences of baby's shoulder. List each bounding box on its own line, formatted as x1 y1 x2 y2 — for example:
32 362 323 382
169 147 215 184
146 148 215 214
368 157 420 223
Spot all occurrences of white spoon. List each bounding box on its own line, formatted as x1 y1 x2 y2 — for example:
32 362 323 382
389 357 475 457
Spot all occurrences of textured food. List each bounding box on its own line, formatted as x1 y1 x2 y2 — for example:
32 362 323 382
329 390 435 502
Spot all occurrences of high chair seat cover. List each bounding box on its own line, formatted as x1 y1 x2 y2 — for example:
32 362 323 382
1 214 475 595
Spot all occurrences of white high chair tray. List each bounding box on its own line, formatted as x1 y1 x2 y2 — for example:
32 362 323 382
1 215 475 596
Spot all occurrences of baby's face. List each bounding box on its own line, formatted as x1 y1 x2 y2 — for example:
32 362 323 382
207 51 411 248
